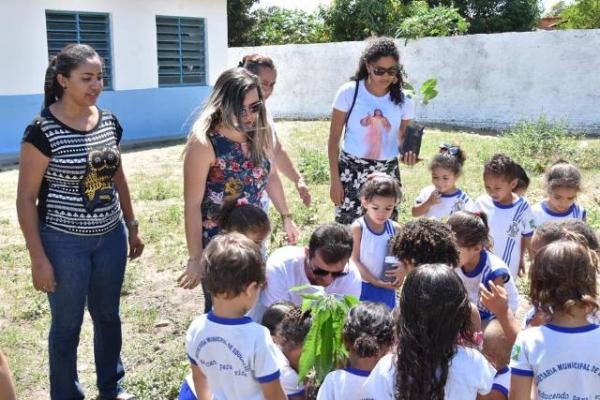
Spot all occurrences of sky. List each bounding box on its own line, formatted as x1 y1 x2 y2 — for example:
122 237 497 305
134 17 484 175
257 0 573 13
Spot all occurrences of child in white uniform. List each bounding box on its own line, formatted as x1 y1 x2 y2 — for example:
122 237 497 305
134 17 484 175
510 240 600 398
413 144 473 219
479 320 513 400
351 173 401 309
532 161 586 227
475 154 535 278
183 233 286 400
365 265 496 400
448 211 519 321
318 302 394 400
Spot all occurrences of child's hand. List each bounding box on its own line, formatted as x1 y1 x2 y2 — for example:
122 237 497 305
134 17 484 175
479 281 508 317
385 262 407 288
373 279 396 290
426 190 442 206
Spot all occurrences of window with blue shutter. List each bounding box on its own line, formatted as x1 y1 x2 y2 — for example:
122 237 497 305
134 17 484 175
156 16 206 86
45 11 113 89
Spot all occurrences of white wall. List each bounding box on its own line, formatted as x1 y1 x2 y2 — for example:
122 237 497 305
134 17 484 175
229 30 600 133
0 0 227 95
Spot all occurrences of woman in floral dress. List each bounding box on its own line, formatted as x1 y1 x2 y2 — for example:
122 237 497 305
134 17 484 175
177 68 298 312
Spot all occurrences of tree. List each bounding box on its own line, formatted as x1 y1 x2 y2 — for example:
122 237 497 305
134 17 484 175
423 0 542 33
227 0 259 47
559 0 600 29
396 2 469 40
320 0 405 42
247 7 329 45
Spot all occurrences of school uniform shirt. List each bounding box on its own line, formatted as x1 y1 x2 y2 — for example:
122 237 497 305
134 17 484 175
365 347 496 399
510 324 600 398
356 216 395 279
332 80 415 161
317 368 373 400
186 312 281 400
454 250 520 321
474 195 535 278
273 345 305 398
491 367 510 399
250 246 362 321
531 200 587 227
415 186 474 219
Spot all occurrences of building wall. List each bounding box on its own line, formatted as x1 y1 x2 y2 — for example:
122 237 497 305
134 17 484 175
229 29 600 134
0 0 227 157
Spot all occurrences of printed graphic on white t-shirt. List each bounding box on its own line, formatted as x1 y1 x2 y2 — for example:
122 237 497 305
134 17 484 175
186 312 281 400
531 200 587 228
365 347 495 400
332 80 415 161
415 186 474 219
317 368 374 400
510 324 600 398
474 195 535 277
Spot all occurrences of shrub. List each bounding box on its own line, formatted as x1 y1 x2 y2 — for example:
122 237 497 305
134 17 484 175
396 4 469 40
298 148 330 185
501 115 579 174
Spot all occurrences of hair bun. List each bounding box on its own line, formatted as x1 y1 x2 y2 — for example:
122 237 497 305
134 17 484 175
354 333 379 358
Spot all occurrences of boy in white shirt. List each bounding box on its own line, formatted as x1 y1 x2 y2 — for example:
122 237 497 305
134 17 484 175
184 233 286 400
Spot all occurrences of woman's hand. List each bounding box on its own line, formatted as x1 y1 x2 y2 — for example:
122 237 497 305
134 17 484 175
178 257 204 290
127 227 145 260
283 217 299 245
31 256 56 293
295 178 312 207
400 151 418 166
329 177 344 206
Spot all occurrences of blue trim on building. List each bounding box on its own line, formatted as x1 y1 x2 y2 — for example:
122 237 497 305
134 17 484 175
0 85 211 157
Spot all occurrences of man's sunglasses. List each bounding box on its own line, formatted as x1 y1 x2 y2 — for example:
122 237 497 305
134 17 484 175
240 101 263 116
371 65 399 77
312 264 348 278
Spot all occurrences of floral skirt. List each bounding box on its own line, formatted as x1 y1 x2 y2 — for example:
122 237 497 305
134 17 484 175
335 151 401 225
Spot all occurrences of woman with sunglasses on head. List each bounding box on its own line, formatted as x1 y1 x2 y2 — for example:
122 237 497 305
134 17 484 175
178 67 299 313
16 44 143 400
328 37 416 225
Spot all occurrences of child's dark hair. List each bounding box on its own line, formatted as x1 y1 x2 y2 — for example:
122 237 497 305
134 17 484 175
447 211 490 248
343 302 394 358
308 223 353 264
546 160 582 192
530 240 599 316
534 219 599 251
202 232 265 298
262 301 295 336
239 53 276 75
514 162 530 193
395 264 472 400
277 308 312 349
352 37 405 105
217 196 270 239
430 144 467 176
483 153 519 182
359 173 402 203
391 218 459 267
44 44 101 108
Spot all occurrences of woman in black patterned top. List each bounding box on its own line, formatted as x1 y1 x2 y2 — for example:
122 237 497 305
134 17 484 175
16 44 142 400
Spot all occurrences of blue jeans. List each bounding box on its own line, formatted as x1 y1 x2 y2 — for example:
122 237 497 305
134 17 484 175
41 223 128 400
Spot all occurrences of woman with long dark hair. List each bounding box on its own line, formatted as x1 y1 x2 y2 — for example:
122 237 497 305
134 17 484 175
328 37 416 224
16 43 143 400
365 264 496 399
178 67 299 312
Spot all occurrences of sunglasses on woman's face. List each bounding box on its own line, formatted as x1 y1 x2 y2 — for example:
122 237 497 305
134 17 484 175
240 101 263 117
371 65 399 77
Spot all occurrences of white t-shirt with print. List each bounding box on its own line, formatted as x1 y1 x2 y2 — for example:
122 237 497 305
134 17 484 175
186 312 281 400
474 195 535 278
274 345 305 398
454 250 519 321
491 367 510 399
531 200 587 228
415 186 474 219
510 324 600 398
332 80 415 161
250 246 362 321
365 347 496 399
317 368 374 400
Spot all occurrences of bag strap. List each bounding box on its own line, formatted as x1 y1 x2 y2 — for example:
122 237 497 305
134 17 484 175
343 80 360 136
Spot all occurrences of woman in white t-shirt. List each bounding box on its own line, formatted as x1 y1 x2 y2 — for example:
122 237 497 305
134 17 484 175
365 264 496 400
328 37 416 225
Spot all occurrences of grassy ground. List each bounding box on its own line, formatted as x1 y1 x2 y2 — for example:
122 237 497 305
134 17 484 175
0 121 599 399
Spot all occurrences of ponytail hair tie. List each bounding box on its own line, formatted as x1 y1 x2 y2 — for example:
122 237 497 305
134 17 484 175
439 143 460 156
236 197 249 207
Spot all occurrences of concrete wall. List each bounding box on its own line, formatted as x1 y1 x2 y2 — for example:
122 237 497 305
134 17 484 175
229 30 600 133
0 0 227 157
